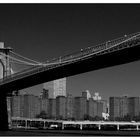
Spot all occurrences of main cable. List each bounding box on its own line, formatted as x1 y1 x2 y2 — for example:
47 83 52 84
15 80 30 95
10 51 42 64
0 53 41 66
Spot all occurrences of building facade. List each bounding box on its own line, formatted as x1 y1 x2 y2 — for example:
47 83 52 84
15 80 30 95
23 95 40 118
48 99 56 119
109 97 120 120
87 98 97 119
82 90 91 100
74 97 87 120
65 94 74 120
40 98 49 116
97 101 103 118
11 95 21 117
109 96 140 121
11 94 40 119
56 96 66 120
120 96 129 118
128 97 140 118
43 78 66 98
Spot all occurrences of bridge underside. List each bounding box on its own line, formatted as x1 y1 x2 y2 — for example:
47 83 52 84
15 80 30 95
1 44 140 93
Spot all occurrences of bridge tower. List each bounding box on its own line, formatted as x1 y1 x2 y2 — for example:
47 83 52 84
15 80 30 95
0 42 12 78
0 42 12 130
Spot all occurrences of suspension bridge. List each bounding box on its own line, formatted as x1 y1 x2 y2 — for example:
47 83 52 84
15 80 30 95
0 32 140 130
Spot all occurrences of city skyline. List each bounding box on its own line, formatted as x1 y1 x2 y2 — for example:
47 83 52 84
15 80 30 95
9 91 140 121
9 89 105 120
0 4 140 100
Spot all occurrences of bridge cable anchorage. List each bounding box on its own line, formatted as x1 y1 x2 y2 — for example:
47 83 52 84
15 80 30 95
10 51 42 64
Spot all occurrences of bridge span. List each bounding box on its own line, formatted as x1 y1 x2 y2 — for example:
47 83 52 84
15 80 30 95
0 32 140 93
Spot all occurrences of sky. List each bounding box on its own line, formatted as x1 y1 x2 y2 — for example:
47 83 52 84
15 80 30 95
0 4 140 101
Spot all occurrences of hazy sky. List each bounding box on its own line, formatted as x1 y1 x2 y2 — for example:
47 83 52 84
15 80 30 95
0 4 140 101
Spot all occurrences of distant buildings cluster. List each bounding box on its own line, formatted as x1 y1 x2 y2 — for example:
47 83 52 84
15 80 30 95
109 96 140 121
7 78 108 121
9 77 140 122
7 91 107 121
7 77 140 123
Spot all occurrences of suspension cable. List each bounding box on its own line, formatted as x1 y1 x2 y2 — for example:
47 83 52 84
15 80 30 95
10 51 42 64
10 60 36 66
39 32 140 67
0 53 41 66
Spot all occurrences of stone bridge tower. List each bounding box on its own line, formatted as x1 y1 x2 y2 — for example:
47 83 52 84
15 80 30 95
0 42 12 79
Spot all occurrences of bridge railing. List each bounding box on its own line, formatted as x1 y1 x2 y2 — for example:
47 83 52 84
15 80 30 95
0 32 140 86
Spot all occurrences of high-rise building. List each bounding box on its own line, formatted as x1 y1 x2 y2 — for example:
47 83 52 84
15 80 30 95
100 100 108 114
7 97 12 126
48 99 56 119
19 95 25 117
82 90 91 100
11 95 21 117
66 94 74 120
120 96 129 118
74 97 87 120
11 95 24 118
87 98 98 119
40 98 49 117
39 89 49 117
128 97 140 117
23 95 40 118
56 96 66 120
109 96 140 121
43 78 66 98
97 101 103 117
109 97 120 120
11 94 40 119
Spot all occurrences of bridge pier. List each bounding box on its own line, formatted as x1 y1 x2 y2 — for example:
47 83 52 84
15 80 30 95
0 93 9 130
